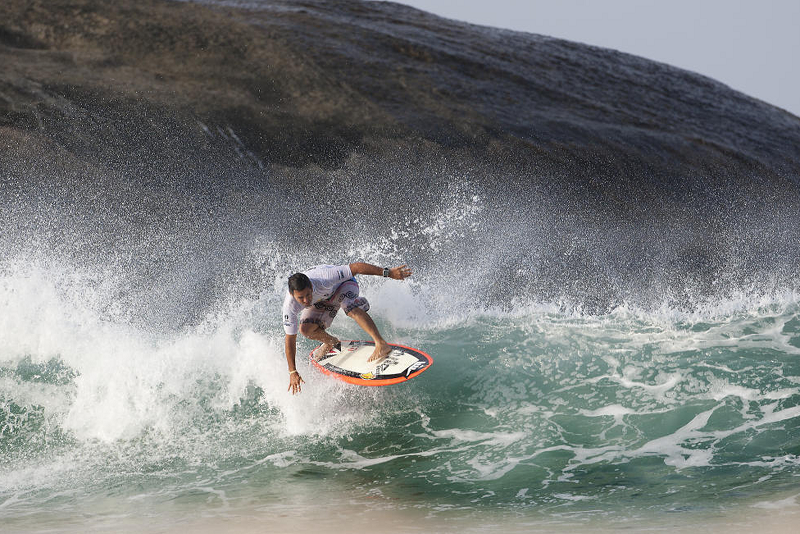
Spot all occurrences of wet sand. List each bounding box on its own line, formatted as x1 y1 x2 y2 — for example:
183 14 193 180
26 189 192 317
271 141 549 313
5 490 798 534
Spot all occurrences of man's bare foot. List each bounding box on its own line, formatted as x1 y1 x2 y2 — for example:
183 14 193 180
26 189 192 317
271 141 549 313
368 342 392 362
313 336 340 360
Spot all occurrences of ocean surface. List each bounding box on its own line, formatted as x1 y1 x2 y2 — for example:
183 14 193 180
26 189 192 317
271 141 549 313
2 172 800 533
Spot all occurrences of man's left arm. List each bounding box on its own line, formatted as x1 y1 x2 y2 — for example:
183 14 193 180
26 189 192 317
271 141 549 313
349 262 412 280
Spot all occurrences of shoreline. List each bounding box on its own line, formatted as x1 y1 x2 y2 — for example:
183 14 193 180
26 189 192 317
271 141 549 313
4 490 798 534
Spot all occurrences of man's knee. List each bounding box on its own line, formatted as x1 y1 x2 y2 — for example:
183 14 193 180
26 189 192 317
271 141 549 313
346 307 364 318
344 297 370 316
299 322 319 337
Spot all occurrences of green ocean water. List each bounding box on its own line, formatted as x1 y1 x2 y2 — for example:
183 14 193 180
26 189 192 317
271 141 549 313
2 260 799 531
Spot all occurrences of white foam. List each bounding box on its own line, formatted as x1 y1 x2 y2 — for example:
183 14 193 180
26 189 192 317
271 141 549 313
552 493 596 502
0 261 398 444
708 383 762 402
751 492 800 510
634 407 718 468
424 427 527 447
579 404 635 418
589 368 682 402
706 380 798 403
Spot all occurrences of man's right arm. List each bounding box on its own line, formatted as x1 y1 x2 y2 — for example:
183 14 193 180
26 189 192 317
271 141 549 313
286 334 304 394
285 334 297 371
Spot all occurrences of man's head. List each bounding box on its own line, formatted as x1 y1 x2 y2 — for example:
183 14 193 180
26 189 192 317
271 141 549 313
288 273 313 307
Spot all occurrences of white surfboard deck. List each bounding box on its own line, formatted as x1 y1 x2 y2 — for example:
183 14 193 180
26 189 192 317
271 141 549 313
310 340 432 386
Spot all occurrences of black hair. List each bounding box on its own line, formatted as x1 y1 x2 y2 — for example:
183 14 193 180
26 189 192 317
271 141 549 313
288 273 311 293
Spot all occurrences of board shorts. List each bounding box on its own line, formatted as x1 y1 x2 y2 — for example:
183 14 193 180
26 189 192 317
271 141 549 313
299 278 370 331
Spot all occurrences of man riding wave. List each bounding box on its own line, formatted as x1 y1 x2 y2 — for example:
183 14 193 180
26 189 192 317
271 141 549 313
282 262 412 394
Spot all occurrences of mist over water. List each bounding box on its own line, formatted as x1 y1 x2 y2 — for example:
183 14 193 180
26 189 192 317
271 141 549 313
2 151 800 531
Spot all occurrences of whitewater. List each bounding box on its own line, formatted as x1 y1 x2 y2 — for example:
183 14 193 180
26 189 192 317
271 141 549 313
1 174 799 533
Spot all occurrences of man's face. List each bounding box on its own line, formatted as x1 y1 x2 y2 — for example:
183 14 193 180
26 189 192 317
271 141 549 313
291 288 313 307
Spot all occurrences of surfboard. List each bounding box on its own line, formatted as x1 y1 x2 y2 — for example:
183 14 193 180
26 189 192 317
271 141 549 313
310 340 432 386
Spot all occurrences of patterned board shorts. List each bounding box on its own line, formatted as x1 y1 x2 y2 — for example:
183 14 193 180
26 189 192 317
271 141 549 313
299 279 370 331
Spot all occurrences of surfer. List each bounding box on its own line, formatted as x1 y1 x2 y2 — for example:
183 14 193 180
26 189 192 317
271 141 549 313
283 262 413 394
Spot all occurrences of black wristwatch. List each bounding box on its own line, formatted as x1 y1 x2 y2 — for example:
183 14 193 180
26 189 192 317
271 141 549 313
383 267 390 277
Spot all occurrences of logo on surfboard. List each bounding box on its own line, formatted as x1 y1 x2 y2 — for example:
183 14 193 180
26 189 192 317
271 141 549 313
406 361 425 377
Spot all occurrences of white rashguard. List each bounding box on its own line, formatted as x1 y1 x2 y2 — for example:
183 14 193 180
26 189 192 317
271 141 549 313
282 264 355 335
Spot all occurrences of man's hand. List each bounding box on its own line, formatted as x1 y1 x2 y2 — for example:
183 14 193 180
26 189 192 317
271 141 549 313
388 264 412 280
288 371 304 395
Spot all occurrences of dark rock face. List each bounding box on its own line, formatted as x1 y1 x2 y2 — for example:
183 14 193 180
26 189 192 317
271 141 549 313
2 0 799 191
2 0 799 319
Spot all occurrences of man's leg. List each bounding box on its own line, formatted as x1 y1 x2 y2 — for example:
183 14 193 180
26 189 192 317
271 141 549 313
300 322 340 360
347 308 392 361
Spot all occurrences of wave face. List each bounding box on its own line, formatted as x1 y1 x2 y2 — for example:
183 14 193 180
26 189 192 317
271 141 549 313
2 171 800 530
